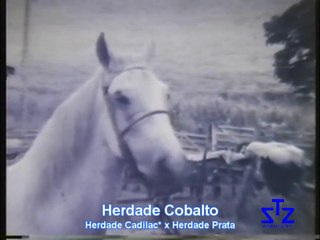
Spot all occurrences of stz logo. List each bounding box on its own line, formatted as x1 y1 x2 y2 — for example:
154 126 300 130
261 199 294 224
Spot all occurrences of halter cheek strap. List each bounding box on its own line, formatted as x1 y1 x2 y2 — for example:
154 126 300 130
105 90 150 187
103 67 170 195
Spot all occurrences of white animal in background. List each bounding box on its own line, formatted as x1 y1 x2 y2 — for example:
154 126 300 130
241 141 312 167
239 141 312 197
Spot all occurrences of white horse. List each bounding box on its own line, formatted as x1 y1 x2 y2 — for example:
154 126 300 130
240 141 311 167
7 33 186 236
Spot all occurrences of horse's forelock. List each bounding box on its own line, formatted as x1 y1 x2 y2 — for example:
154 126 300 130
106 52 149 74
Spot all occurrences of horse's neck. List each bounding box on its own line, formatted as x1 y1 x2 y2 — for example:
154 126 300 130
22 69 108 183
7 69 124 234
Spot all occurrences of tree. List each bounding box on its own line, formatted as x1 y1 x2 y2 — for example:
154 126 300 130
263 0 315 99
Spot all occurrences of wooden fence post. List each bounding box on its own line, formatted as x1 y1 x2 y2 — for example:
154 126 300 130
210 124 217 151
235 163 255 220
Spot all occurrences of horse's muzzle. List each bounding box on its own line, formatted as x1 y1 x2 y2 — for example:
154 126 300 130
147 165 185 198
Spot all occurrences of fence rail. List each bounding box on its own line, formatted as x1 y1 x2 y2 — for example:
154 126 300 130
7 125 315 158
6 126 315 194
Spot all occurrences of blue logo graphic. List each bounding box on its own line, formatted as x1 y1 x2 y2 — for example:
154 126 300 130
261 199 294 228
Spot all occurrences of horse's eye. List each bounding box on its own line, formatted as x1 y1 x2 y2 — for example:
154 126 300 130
117 95 130 105
114 91 130 105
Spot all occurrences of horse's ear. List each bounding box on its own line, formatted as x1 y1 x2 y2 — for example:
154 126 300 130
96 32 110 68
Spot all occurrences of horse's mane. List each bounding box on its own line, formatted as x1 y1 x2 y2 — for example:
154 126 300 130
29 69 101 153
10 68 121 196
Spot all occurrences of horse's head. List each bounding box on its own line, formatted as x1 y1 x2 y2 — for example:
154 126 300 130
96 33 186 197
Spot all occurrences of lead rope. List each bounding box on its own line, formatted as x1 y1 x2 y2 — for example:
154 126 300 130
104 87 178 235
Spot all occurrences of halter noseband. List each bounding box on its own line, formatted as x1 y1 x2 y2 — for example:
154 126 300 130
120 110 169 138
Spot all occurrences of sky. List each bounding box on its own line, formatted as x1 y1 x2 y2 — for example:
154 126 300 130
6 0 301 99
7 0 299 71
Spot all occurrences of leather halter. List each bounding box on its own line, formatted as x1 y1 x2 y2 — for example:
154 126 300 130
104 66 170 193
